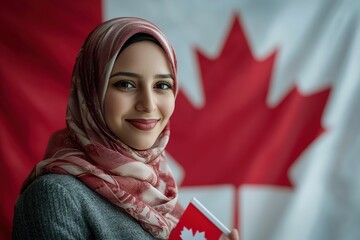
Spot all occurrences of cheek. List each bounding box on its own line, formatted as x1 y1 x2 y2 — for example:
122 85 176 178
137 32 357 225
104 92 128 123
160 95 175 120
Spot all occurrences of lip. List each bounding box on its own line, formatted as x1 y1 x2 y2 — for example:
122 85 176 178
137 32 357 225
126 119 159 131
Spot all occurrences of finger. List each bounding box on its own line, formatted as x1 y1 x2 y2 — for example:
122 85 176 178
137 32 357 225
229 229 239 240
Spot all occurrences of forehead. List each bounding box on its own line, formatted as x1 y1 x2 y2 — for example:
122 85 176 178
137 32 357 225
111 41 171 73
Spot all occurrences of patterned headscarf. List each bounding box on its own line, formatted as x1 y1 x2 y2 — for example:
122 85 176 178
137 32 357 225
21 17 181 239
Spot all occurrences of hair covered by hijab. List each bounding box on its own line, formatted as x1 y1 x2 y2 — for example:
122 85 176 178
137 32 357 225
21 17 182 239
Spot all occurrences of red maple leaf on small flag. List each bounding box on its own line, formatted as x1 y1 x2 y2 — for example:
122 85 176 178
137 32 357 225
167 15 331 225
169 198 229 239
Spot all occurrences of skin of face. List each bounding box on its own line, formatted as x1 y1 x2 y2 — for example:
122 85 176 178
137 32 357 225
104 40 175 150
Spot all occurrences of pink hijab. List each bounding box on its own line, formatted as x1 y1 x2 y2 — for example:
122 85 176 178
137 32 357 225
22 17 182 239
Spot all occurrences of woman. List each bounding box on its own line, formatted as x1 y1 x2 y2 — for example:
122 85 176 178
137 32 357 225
12 17 239 239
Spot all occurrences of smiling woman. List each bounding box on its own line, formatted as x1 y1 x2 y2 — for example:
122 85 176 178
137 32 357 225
12 18 181 240
12 17 239 240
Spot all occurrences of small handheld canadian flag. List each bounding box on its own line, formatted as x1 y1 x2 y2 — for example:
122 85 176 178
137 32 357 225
169 198 231 240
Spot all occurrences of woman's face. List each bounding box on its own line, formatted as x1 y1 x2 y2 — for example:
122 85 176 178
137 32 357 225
104 41 175 150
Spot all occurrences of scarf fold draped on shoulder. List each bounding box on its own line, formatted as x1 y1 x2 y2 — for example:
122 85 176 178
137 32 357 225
21 17 182 239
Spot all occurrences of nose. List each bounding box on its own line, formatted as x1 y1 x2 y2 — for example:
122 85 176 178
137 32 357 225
135 87 156 113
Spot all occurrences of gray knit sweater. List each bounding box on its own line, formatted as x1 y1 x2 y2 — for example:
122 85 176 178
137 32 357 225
12 174 158 239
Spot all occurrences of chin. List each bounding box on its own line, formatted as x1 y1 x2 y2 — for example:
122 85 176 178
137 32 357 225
130 145 153 151
127 141 156 151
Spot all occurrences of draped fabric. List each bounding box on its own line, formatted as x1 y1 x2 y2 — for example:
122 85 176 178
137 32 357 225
20 17 181 239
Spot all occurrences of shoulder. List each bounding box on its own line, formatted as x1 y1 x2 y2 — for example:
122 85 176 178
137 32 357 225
14 174 89 219
20 174 88 206
13 174 91 239
14 174 157 239
26 173 85 191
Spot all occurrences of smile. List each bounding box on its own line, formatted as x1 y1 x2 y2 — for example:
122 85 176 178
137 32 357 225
126 119 159 131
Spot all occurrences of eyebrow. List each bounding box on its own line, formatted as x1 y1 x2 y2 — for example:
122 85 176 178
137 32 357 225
154 74 173 79
110 71 173 80
110 71 139 78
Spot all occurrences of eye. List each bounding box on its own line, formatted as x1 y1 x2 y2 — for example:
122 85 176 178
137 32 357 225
113 80 135 90
154 81 173 90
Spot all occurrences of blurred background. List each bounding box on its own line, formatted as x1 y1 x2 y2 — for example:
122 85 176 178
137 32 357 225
1 0 360 239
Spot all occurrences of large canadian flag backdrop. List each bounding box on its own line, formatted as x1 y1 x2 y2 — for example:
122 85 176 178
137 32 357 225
2 0 360 239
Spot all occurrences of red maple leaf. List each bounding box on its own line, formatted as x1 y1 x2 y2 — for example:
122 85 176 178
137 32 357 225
167 15 331 190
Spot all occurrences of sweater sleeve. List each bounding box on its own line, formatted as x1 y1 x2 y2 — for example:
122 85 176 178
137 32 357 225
12 175 90 240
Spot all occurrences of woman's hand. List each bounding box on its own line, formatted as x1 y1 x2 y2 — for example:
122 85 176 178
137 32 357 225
229 229 239 240
219 229 239 240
